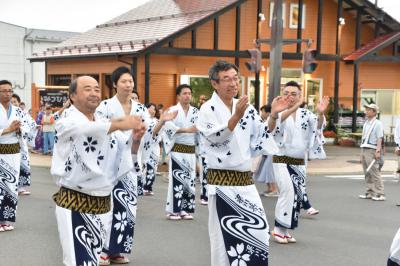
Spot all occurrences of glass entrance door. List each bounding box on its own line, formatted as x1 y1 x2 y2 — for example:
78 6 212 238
305 78 323 112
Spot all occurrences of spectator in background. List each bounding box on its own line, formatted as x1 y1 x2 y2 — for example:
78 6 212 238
143 103 161 196
11 94 38 196
359 103 385 201
253 104 279 197
198 94 207 108
131 90 140 103
19 102 26 111
34 105 45 153
157 104 164 116
42 106 55 155
157 103 167 165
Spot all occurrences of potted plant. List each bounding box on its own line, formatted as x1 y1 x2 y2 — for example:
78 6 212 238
323 130 337 144
336 129 357 147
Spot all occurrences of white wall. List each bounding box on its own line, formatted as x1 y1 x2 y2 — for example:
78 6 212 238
0 23 27 101
0 22 69 109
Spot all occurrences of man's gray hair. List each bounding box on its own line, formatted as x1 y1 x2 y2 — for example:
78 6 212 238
208 60 239 82
69 78 78 95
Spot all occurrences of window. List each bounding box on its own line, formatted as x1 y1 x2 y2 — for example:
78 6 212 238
269 2 286 28
180 75 245 107
305 79 323 112
360 90 376 111
248 77 265 107
189 77 214 108
103 74 114 99
360 89 397 115
289 4 306 29
361 89 400 132
180 75 214 108
49 75 71 86
265 68 303 95
280 68 303 87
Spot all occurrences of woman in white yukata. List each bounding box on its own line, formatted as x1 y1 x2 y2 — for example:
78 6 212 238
253 104 279 197
96 66 176 265
143 103 161 196
11 93 37 196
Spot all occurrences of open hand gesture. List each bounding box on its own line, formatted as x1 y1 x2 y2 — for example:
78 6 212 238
234 96 249 120
8 120 21 132
271 96 290 114
132 124 146 141
160 109 178 122
316 96 330 114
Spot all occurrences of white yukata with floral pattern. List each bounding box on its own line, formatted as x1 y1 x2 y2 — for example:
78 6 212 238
18 111 37 189
0 105 31 225
95 95 158 255
272 107 326 230
51 104 134 266
163 103 198 215
197 92 279 266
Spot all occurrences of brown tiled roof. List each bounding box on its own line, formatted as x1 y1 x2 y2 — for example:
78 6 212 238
343 32 400 62
31 0 239 60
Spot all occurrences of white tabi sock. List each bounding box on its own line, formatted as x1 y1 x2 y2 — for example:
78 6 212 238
274 226 287 237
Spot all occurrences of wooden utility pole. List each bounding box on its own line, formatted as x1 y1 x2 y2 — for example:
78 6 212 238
268 0 283 104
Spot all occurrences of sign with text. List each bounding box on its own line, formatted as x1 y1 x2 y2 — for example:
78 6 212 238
39 89 68 107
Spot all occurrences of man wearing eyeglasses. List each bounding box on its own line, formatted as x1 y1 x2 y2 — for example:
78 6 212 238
197 60 291 266
0 80 31 232
271 81 329 244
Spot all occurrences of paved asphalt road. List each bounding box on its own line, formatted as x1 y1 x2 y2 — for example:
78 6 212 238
1 166 400 266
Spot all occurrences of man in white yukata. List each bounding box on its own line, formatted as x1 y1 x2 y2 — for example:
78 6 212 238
95 66 176 265
197 60 290 266
0 80 31 232
271 81 328 244
51 76 145 266
163 84 199 220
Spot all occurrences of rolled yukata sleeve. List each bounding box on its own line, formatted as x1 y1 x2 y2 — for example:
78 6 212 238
114 130 134 179
249 107 279 157
17 109 33 142
308 112 326 160
51 119 112 177
139 107 160 161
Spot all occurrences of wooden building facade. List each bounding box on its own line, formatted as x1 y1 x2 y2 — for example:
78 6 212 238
30 0 400 131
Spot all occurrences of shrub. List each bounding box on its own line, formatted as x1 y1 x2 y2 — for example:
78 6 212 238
323 130 337 138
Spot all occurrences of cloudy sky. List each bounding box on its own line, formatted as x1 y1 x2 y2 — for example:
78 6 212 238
0 0 398 32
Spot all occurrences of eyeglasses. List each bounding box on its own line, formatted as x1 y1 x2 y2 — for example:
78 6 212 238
0 90 13 94
283 92 299 97
219 77 240 84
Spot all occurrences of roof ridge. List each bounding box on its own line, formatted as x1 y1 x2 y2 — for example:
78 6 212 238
50 38 160 51
96 8 218 29
358 32 399 53
343 31 400 62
